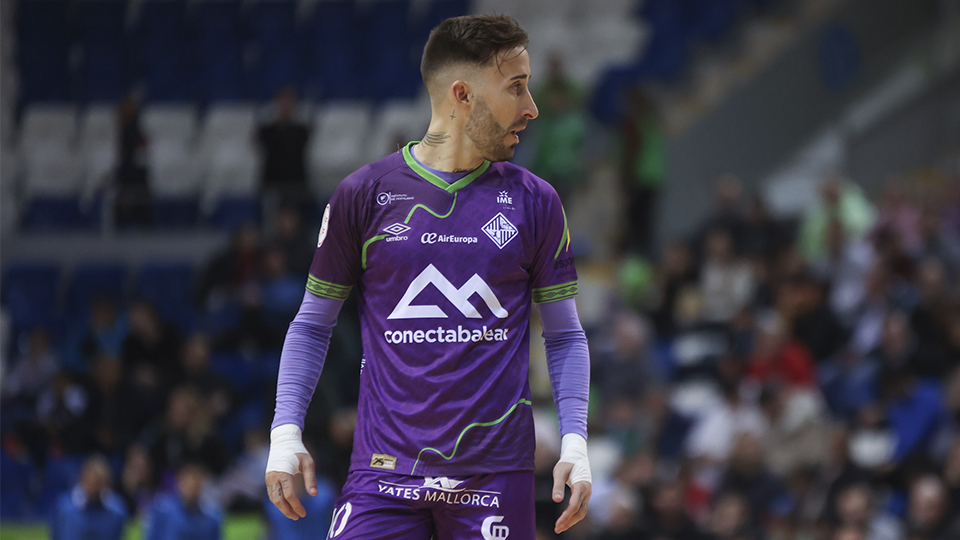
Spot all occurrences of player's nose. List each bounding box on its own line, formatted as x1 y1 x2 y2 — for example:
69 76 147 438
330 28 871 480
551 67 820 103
523 92 539 120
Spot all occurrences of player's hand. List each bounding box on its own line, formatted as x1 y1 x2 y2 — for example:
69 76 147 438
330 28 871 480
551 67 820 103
265 424 317 520
552 434 592 534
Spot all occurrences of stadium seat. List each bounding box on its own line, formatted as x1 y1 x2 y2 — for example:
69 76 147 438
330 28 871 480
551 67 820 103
19 105 77 147
360 0 417 100
1 262 61 330
207 196 260 230
247 0 300 101
364 99 429 163
141 104 198 141
309 101 372 195
301 0 361 100
136 0 193 102
73 0 130 103
193 0 246 102
0 450 34 520
566 17 647 83
136 261 197 332
17 0 71 102
197 104 259 205
21 196 82 231
152 196 201 229
78 105 118 199
35 454 86 516
141 104 202 197
66 262 128 318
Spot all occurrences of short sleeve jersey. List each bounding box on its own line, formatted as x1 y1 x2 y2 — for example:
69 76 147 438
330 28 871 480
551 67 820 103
308 142 577 477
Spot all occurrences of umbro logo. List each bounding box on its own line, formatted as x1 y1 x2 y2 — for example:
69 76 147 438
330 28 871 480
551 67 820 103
383 223 410 243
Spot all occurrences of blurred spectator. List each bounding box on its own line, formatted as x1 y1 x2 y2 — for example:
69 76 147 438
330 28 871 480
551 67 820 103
118 444 155 516
908 258 955 361
144 463 222 540
121 300 183 392
746 312 817 388
874 179 922 257
759 385 827 476
619 87 667 256
257 86 312 211
694 174 748 259
50 454 128 540
258 245 306 346
89 354 140 455
867 311 948 381
2 326 59 402
114 95 153 228
175 333 233 423
62 296 129 374
591 482 644 540
36 371 96 454
195 222 261 307
650 239 700 338
811 219 875 326
828 483 900 540
919 204 960 275
701 229 755 322
532 54 586 205
905 475 960 540
270 204 314 277
642 479 707 540
742 195 791 261
878 365 944 465
707 491 762 540
716 432 793 527
143 385 228 484
778 273 848 363
218 427 270 512
799 176 877 264
592 310 658 400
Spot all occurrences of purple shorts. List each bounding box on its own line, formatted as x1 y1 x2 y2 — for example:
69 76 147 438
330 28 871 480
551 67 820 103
326 469 534 540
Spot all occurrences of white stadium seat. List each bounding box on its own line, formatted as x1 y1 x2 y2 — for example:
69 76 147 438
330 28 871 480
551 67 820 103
198 104 259 205
309 101 372 195
78 106 118 198
22 141 82 196
141 104 198 143
147 139 202 197
19 105 76 148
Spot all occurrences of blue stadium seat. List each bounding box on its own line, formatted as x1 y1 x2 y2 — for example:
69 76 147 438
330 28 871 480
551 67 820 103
0 450 34 520
192 0 246 102
152 197 201 229
66 262 128 318
302 0 361 100
22 196 83 231
73 0 130 103
201 301 241 335
208 196 260 230
209 351 253 392
359 0 417 100
17 0 71 102
136 0 193 101
136 262 197 332
35 454 86 516
1 262 61 330
248 0 300 100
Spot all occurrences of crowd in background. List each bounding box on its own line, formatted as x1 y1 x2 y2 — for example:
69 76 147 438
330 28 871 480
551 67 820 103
4 61 960 540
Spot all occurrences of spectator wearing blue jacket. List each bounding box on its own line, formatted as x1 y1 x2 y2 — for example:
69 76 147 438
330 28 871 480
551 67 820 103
50 455 128 540
144 463 222 540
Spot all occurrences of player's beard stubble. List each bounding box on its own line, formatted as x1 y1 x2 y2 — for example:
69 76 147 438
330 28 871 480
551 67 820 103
466 98 526 162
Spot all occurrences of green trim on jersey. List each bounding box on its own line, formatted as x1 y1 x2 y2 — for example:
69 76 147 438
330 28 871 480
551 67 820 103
402 142 491 194
409 398 533 475
554 206 570 260
361 234 389 270
532 281 578 304
306 275 352 300
361 195 459 270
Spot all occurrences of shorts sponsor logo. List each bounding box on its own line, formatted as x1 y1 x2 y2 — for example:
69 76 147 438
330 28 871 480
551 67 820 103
317 204 331 247
420 232 478 245
328 503 352 538
482 516 510 540
377 192 414 205
376 479 501 508
482 213 518 249
370 453 397 470
383 222 411 242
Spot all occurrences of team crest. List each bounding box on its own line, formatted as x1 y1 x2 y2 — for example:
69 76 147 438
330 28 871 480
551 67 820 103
481 213 518 249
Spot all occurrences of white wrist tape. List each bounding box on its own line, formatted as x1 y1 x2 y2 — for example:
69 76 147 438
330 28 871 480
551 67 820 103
266 424 309 476
558 433 591 486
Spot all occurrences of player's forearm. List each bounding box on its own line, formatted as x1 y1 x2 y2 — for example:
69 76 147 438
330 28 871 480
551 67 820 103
271 292 343 430
538 298 590 439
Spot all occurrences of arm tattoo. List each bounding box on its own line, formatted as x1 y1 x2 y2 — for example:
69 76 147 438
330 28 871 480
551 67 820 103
422 131 449 147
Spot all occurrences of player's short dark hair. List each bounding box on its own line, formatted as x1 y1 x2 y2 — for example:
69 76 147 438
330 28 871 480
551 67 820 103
420 14 529 84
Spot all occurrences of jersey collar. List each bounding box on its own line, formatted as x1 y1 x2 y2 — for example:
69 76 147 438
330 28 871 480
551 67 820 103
402 141 491 195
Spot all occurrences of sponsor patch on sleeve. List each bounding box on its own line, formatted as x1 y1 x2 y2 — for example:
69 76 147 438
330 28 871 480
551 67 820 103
370 453 397 470
317 204 331 247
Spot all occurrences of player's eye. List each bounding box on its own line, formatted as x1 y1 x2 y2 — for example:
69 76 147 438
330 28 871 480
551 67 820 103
513 83 523 96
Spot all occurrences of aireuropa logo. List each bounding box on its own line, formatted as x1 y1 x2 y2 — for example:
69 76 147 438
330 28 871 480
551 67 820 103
482 213 518 249
420 232 478 245
387 264 507 320
383 222 411 243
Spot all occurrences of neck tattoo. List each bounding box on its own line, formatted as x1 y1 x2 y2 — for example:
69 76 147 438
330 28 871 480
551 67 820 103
422 131 449 147
449 110 456 120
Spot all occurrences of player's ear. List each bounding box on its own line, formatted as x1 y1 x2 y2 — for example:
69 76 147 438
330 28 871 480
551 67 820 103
452 81 471 107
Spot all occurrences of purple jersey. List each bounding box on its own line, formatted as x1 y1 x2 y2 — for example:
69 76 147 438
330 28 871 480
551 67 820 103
308 142 577 477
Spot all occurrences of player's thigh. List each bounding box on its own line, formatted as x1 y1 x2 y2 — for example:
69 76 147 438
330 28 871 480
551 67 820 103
431 471 535 540
327 470 433 540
